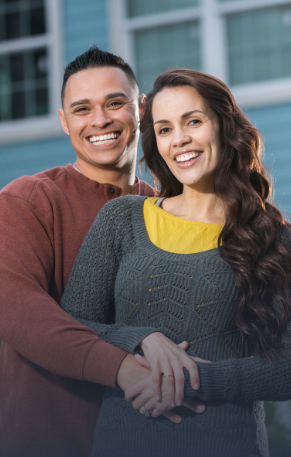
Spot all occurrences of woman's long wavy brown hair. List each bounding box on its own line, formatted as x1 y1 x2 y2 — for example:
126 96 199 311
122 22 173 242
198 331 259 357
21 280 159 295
140 69 291 359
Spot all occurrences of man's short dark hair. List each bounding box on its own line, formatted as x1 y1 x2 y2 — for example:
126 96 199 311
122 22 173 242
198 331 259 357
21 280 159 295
61 45 138 105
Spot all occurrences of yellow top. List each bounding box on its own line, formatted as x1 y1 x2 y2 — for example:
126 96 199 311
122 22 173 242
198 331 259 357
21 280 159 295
143 197 223 255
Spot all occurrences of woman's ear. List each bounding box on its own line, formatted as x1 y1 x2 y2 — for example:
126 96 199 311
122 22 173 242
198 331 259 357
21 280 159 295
138 94 146 120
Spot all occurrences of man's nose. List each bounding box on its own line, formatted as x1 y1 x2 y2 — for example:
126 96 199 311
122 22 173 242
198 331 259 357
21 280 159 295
91 108 113 128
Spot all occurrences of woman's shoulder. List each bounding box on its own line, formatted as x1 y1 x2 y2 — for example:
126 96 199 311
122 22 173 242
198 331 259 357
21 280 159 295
89 195 146 235
99 195 146 217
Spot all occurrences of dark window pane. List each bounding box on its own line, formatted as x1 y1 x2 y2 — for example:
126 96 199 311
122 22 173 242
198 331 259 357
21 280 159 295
10 53 24 83
0 14 6 41
30 0 45 7
6 11 20 39
30 7 45 35
12 90 25 119
34 49 48 79
35 87 48 115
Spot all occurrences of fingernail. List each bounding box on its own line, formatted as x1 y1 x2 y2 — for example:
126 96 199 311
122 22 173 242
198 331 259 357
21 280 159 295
176 400 182 406
194 383 199 390
135 353 142 358
156 394 160 401
197 405 205 412
174 416 181 423
171 400 175 407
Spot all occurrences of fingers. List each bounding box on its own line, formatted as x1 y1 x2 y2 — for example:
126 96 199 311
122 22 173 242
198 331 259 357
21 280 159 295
151 361 162 401
162 410 182 424
185 360 200 391
170 363 185 406
191 356 211 364
134 353 151 369
161 362 175 406
183 399 206 414
177 341 188 350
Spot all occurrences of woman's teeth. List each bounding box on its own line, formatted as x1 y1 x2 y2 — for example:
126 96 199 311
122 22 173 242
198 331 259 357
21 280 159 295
175 152 200 163
89 133 119 145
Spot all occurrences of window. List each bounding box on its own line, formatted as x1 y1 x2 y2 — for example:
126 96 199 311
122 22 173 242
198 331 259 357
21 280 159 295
108 0 291 108
0 0 63 144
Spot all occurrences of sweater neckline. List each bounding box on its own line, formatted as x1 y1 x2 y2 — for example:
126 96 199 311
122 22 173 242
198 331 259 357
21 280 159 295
131 197 220 259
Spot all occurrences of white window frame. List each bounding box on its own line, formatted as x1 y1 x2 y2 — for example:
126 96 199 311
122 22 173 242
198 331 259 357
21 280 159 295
108 0 291 109
0 0 63 145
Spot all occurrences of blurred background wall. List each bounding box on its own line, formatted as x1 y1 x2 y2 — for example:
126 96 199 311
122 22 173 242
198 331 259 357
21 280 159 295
0 0 290 453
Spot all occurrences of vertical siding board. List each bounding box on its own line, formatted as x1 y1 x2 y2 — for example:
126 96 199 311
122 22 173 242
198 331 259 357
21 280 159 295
246 103 291 218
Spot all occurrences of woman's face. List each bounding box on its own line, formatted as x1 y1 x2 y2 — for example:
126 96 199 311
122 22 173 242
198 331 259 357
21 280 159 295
152 85 221 192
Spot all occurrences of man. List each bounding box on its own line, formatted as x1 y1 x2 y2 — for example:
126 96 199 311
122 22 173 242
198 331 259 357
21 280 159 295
0 47 202 457
0 46 157 457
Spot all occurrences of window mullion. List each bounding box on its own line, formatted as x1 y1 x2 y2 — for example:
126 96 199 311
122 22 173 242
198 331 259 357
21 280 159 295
201 0 228 83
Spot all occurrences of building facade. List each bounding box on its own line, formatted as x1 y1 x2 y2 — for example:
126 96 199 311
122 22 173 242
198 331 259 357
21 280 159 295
0 0 291 219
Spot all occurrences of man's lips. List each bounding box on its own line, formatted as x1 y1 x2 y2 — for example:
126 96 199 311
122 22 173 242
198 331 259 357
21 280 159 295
87 132 121 146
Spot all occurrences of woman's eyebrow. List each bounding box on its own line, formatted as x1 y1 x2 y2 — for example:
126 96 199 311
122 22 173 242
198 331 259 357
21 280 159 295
154 110 205 125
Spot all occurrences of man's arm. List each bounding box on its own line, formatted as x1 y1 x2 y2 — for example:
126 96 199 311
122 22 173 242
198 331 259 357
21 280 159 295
0 192 127 388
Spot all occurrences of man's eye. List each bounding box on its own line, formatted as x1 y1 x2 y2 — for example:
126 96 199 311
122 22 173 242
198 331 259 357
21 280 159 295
110 101 123 107
75 107 88 113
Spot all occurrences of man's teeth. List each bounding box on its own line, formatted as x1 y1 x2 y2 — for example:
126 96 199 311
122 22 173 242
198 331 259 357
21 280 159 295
89 133 119 145
175 152 200 163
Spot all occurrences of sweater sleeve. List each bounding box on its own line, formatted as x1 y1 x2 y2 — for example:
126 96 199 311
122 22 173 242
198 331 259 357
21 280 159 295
60 197 158 353
0 189 128 388
184 342 291 402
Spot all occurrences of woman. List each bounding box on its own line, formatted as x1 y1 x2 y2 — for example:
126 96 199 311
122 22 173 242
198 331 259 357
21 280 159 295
60 69 291 457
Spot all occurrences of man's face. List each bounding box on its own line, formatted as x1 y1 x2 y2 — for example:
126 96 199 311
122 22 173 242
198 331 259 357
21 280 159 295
59 67 140 170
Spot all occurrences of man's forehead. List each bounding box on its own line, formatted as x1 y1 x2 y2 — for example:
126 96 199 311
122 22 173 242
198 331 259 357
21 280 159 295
64 67 137 104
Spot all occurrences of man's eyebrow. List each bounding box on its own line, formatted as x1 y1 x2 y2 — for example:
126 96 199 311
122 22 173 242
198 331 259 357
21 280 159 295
154 110 205 125
70 99 90 109
106 92 130 100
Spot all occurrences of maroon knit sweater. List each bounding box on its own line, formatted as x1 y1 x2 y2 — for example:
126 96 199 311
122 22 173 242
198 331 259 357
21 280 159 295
0 164 155 457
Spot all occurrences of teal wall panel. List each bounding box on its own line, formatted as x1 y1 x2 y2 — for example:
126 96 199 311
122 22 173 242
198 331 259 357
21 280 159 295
0 0 110 190
246 103 291 219
63 0 109 64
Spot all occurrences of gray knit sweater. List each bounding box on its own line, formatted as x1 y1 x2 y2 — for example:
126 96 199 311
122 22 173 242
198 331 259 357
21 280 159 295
61 195 291 457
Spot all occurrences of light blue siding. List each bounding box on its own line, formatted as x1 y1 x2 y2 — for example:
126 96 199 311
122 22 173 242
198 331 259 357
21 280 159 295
246 103 291 219
0 0 110 190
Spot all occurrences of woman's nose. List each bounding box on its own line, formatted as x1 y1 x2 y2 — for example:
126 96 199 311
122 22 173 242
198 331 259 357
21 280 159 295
172 130 192 147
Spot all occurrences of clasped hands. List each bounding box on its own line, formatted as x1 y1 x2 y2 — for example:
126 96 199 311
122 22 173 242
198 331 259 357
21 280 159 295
117 332 211 424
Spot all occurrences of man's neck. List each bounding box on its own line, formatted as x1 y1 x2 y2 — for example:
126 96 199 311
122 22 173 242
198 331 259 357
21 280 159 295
74 160 136 196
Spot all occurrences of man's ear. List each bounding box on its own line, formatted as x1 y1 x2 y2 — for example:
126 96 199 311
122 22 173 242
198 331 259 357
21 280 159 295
138 94 146 120
58 109 69 136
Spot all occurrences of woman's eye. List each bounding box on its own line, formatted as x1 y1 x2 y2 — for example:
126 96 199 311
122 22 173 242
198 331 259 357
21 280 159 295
159 127 170 135
189 119 201 126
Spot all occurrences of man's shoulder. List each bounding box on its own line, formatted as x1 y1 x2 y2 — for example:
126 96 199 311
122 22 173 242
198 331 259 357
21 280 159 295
136 179 156 197
0 165 70 202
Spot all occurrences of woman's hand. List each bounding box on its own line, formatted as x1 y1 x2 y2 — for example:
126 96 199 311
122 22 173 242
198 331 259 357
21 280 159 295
136 332 201 407
125 372 206 418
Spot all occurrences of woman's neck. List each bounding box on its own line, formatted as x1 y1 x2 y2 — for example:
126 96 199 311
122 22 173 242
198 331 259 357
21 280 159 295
162 188 226 224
